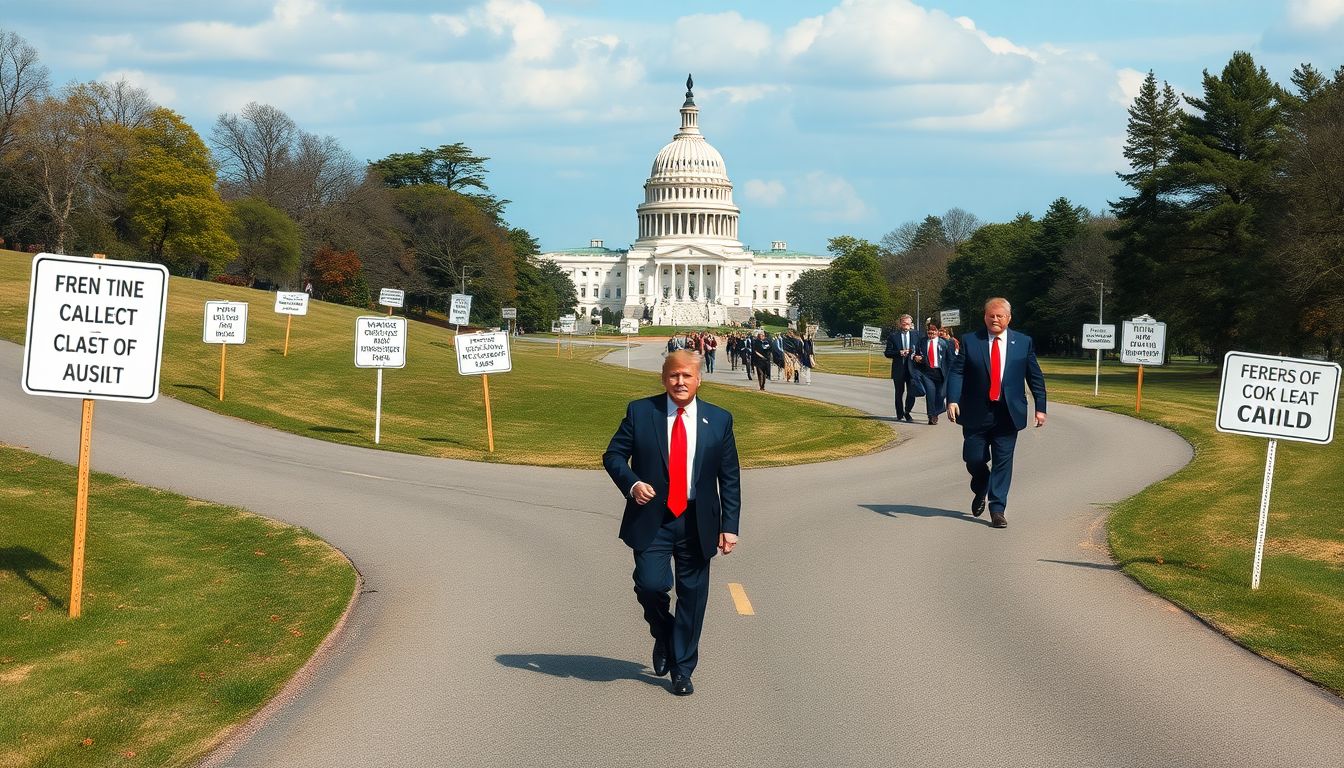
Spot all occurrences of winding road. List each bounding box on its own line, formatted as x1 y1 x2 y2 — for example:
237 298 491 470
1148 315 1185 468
3 339 1341 767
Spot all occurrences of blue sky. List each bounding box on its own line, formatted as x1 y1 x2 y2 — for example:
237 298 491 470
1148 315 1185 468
6 0 1342 255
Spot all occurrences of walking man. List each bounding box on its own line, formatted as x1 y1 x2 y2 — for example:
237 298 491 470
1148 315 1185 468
947 298 1047 529
603 350 742 695
883 314 920 422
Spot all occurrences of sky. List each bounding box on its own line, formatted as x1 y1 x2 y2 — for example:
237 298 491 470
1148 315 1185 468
5 0 1343 255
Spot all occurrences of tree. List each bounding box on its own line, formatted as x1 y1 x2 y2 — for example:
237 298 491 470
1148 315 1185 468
371 142 509 224
1045 216 1118 352
941 215 1040 323
0 29 49 156
1014 197 1087 352
125 107 237 275
786 267 830 329
1109 69 1185 323
228 197 301 286
211 102 298 207
1162 51 1287 359
12 93 102 253
821 236 895 336
310 244 369 307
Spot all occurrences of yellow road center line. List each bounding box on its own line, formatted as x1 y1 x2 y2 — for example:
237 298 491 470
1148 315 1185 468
727 583 755 616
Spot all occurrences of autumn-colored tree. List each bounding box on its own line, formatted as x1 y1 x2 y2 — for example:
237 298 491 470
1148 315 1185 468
311 245 369 307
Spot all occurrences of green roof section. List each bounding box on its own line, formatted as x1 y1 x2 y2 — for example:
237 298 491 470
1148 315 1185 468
548 247 628 255
750 248 828 260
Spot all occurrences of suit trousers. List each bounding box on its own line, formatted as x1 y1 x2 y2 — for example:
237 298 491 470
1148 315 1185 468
892 369 917 418
921 368 946 416
961 400 1019 514
631 505 711 678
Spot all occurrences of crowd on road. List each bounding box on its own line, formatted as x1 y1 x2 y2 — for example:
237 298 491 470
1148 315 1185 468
666 329 818 392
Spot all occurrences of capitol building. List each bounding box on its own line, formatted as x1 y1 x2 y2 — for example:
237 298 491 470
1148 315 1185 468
538 76 830 326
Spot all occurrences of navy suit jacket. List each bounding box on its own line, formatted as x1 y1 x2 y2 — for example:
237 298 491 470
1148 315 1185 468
883 328 920 380
603 395 741 561
947 328 1047 431
913 336 953 375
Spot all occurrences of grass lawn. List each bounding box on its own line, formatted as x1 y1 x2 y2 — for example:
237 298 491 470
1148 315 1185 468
0 251 892 469
817 345 1344 696
0 445 356 767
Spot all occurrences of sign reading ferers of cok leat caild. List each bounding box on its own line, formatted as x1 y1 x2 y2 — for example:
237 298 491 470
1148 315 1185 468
1215 351 1340 590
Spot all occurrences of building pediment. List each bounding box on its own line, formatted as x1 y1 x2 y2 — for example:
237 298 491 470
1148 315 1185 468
652 244 738 261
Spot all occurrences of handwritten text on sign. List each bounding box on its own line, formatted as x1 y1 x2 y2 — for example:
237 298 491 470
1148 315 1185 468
274 291 309 315
204 301 248 344
1082 323 1116 350
1120 318 1166 365
355 316 407 368
1216 352 1339 444
862 325 881 344
378 288 405 308
456 331 512 375
22 253 168 402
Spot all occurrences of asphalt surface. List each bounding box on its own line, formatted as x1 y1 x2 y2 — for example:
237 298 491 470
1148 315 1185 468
3 339 1341 767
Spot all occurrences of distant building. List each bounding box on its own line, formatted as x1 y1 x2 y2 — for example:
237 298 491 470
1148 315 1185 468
538 76 830 326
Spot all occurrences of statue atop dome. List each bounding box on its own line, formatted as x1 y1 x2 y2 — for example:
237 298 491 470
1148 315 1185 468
684 74 695 107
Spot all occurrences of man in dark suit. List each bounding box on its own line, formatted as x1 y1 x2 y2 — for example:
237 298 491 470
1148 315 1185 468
947 298 1047 529
603 350 741 696
912 322 953 424
883 314 920 422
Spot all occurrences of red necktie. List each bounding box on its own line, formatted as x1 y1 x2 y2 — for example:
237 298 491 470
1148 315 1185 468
989 337 1002 401
669 407 687 517
928 340 936 368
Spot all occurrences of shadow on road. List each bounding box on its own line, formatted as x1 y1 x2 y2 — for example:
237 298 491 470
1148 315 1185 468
0 546 65 608
1038 558 1120 571
495 653 665 687
860 504 989 525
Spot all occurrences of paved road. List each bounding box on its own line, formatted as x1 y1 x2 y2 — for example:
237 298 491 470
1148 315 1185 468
3 340 1340 767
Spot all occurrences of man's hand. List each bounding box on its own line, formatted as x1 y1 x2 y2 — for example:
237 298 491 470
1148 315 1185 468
947 403 959 424
631 481 656 505
1035 411 1047 428
718 532 738 555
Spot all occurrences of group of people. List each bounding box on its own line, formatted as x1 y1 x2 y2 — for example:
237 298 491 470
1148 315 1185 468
725 329 815 390
604 298 1046 697
883 314 962 425
665 331 719 372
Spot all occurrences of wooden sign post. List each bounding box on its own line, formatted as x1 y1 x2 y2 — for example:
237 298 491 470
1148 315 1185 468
1120 315 1165 413
22 252 169 618
862 325 881 377
456 331 513 453
274 291 309 357
204 301 248 401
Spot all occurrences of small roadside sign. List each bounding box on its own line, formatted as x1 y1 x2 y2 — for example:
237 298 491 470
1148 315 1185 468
1120 315 1165 365
355 316 407 369
806 323 819 338
1082 324 1116 350
1216 352 1341 590
274 291 309 315
551 321 561 333
449 293 472 325
939 309 961 328
1216 352 1338 445
861 325 881 344
23 253 169 403
378 288 404 308
502 307 517 319
619 318 639 334
456 331 512 375
560 316 577 334
204 301 248 344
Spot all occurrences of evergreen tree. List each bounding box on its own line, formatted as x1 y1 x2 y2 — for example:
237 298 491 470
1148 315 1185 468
1015 197 1086 352
820 236 895 336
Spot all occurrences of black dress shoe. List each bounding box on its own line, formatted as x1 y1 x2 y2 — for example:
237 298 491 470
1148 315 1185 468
903 415 914 423
652 636 669 677
971 494 986 517
990 511 1007 528
672 675 694 696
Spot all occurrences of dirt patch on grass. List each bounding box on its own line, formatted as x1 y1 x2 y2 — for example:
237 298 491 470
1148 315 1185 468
1268 536 1344 566
0 663 35 683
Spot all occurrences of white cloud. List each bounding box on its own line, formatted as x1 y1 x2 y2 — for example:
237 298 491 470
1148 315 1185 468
706 84 782 105
1285 0 1344 29
670 12 772 73
743 179 786 206
1116 68 1147 107
99 69 178 105
795 171 869 222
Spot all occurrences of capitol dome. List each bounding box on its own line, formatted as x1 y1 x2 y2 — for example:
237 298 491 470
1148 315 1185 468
635 75 741 245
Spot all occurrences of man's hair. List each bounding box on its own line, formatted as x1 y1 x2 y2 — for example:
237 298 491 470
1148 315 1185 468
984 297 1012 314
899 314 913 322
662 349 702 375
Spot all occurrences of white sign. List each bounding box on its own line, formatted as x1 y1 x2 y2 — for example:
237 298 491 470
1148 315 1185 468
861 325 881 344
456 331 512 375
502 307 517 319
1082 323 1116 350
560 317 577 333
378 288 404 308
1216 352 1339 445
275 291 309 316
619 318 640 334
449 293 472 325
354 316 407 369
939 309 961 328
203 301 248 345
806 323 819 338
22 253 169 403
551 321 561 333
1120 316 1166 365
